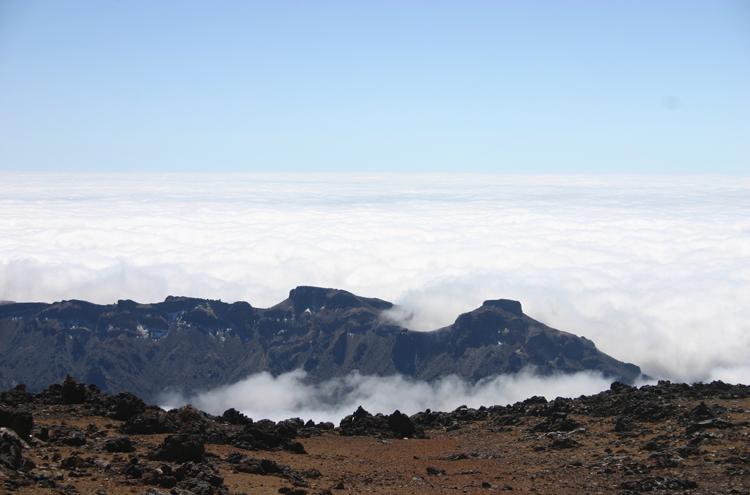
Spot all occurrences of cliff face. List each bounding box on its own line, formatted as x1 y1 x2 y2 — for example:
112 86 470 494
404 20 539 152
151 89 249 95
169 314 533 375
0 286 643 402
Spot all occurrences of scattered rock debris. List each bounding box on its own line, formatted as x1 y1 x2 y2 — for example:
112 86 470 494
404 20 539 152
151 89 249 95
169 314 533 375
0 378 748 493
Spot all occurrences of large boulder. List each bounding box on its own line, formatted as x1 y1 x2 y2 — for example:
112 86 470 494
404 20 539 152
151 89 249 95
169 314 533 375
103 434 136 453
229 419 306 454
148 434 205 463
0 406 33 440
108 392 148 421
120 408 177 435
387 410 416 438
221 407 252 426
0 384 34 406
529 412 582 433
339 406 422 439
0 427 24 469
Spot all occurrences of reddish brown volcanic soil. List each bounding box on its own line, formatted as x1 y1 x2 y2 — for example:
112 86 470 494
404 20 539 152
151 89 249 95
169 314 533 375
1 379 750 495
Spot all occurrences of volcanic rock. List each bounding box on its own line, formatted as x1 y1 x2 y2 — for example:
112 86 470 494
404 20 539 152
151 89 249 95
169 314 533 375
148 434 205 463
103 434 136 453
0 427 24 469
619 476 698 491
529 412 582 433
0 287 644 402
0 406 33 440
229 419 307 454
0 377 748 494
108 391 149 421
339 406 425 439
221 407 251 426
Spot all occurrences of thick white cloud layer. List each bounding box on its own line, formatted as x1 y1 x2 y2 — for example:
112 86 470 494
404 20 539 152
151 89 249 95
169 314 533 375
1 173 749 411
158 368 618 424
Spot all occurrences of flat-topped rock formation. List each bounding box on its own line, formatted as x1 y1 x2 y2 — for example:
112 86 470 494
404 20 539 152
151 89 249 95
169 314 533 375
0 286 642 402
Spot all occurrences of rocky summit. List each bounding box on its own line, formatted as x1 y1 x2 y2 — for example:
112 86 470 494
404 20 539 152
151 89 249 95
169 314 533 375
0 377 749 494
0 286 642 402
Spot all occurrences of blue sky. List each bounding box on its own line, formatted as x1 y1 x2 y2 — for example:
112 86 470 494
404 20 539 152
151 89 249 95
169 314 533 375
1 0 748 173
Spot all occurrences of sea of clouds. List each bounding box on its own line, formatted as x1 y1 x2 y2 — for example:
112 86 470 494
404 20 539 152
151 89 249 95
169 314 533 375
1 173 748 420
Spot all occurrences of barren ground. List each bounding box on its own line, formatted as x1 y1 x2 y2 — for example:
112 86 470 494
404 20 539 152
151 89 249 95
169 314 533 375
3 381 750 495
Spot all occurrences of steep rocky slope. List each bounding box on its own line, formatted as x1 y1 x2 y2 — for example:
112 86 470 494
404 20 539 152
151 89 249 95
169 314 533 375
0 286 642 402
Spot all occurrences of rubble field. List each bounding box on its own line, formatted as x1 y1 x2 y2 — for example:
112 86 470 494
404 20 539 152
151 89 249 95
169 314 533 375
1 377 749 495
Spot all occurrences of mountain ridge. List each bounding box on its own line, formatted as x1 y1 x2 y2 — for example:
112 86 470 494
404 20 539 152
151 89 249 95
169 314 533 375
0 286 644 402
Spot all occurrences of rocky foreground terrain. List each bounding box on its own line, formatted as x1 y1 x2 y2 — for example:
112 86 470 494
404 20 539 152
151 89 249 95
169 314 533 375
0 377 749 494
0 287 642 402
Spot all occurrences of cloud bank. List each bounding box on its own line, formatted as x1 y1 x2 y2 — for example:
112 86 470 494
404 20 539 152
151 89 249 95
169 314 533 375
159 368 619 424
1 173 749 396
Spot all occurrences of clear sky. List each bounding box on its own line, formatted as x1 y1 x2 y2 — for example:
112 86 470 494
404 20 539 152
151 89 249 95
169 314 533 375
1 0 748 173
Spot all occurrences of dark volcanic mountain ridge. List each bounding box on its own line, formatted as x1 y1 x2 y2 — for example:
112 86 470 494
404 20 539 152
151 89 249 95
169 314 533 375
0 286 643 402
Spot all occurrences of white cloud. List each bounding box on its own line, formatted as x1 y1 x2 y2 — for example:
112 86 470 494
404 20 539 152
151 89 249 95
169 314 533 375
158 368 618 424
1 172 749 392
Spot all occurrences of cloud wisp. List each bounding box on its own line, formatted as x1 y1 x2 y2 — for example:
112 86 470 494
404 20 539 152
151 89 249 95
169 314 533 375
1 173 748 387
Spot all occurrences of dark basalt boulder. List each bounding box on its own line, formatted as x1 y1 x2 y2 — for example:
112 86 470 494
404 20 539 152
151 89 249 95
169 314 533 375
226 451 320 487
0 406 33 441
610 381 636 394
59 454 91 470
387 410 416 438
339 406 388 437
120 404 228 444
549 437 580 449
132 461 226 493
614 415 637 432
583 386 680 422
49 425 87 446
148 434 205 463
61 374 86 404
167 405 218 435
685 418 736 435
176 461 225 491
227 452 286 475
31 378 103 407
0 384 34 406
120 408 178 435
108 391 148 421
410 404 490 432
0 427 24 469
619 476 698 492
275 418 304 439
529 412 582 433
298 420 335 438
687 401 719 422
339 406 425 439
103 434 135 453
229 421 307 454
221 407 252 426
